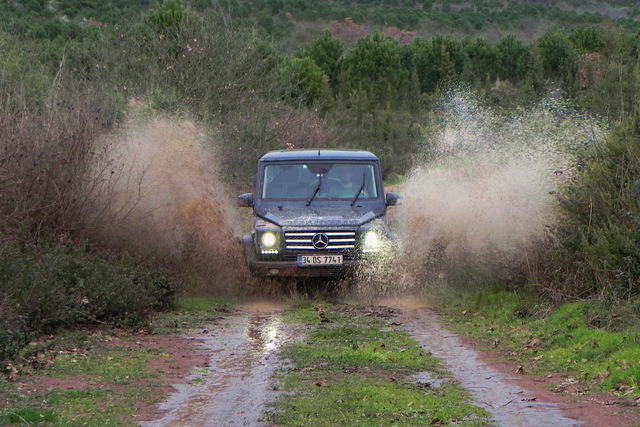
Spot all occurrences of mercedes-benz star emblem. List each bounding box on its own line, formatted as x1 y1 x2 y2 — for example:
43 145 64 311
311 233 329 249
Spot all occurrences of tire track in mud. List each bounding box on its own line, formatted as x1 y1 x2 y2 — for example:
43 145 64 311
139 302 300 427
382 299 582 427
142 298 637 427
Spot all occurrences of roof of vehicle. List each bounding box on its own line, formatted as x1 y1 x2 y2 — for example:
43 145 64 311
259 149 379 162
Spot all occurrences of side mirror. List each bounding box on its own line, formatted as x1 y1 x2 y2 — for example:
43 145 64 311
237 193 253 207
385 192 401 206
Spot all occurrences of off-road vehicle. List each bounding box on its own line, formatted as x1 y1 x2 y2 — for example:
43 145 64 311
237 149 400 277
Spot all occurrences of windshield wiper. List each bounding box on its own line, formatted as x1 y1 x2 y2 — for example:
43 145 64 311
307 175 322 206
351 171 366 206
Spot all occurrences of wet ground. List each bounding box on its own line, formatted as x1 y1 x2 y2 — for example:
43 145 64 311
384 299 582 427
139 301 301 427
140 299 640 427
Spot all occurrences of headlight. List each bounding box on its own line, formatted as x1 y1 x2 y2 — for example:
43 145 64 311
258 231 280 254
261 232 277 248
361 230 382 253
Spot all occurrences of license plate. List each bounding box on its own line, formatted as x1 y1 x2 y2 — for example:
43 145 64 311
297 254 343 266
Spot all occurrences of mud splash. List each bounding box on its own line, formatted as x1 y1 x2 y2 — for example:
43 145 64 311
86 113 250 294
140 301 298 426
392 90 607 289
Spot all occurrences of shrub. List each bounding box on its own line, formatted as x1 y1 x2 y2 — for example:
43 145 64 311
556 113 640 300
146 0 201 38
0 234 175 337
0 329 32 366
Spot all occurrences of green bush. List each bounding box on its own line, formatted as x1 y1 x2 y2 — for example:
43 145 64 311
556 113 640 300
0 329 32 366
146 0 201 37
0 234 175 365
0 235 175 337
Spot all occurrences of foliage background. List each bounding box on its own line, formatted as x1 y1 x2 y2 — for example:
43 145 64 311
2 0 640 364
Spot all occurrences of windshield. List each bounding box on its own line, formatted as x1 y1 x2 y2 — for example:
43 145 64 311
261 162 379 201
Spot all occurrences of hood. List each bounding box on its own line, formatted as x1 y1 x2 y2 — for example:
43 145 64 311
256 205 379 227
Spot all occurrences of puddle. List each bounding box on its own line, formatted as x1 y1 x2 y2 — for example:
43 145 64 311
390 304 582 427
406 371 448 389
248 315 283 355
139 305 298 427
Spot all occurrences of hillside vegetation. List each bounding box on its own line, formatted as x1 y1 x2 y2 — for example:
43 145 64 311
1 0 640 374
1 0 639 42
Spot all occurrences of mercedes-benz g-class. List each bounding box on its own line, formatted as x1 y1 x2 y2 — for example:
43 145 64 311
237 149 400 277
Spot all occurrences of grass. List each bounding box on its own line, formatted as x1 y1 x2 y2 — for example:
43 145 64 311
266 301 490 426
0 296 238 426
0 334 162 426
149 296 237 334
0 408 58 424
173 296 238 312
432 286 640 397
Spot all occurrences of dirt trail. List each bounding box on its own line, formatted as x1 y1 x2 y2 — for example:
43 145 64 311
140 301 298 427
380 298 581 427
141 299 640 427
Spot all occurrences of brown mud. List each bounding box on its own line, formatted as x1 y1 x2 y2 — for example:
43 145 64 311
86 115 253 295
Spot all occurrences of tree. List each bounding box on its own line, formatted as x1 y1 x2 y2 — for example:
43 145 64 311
407 35 464 93
523 43 545 97
277 56 329 106
297 30 343 87
569 24 606 54
462 37 501 85
146 0 200 37
536 30 577 82
341 32 410 106
496 34 529 82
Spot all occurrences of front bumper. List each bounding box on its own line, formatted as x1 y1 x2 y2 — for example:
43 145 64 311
242 235 360 277
247 259 358 277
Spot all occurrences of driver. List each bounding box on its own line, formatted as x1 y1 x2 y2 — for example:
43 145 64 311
328 165 357 198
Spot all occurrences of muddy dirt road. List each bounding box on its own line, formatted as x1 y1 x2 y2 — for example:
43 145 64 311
140 301 301 426
141 299 639 427
388 300 579 427
383 299 637 427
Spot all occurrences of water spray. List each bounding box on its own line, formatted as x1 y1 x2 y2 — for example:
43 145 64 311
391 89 606 291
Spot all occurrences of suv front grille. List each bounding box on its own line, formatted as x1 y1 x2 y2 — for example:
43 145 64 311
284 231 356 251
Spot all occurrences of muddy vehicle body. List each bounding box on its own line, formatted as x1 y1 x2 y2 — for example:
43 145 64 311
237 149 400 277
